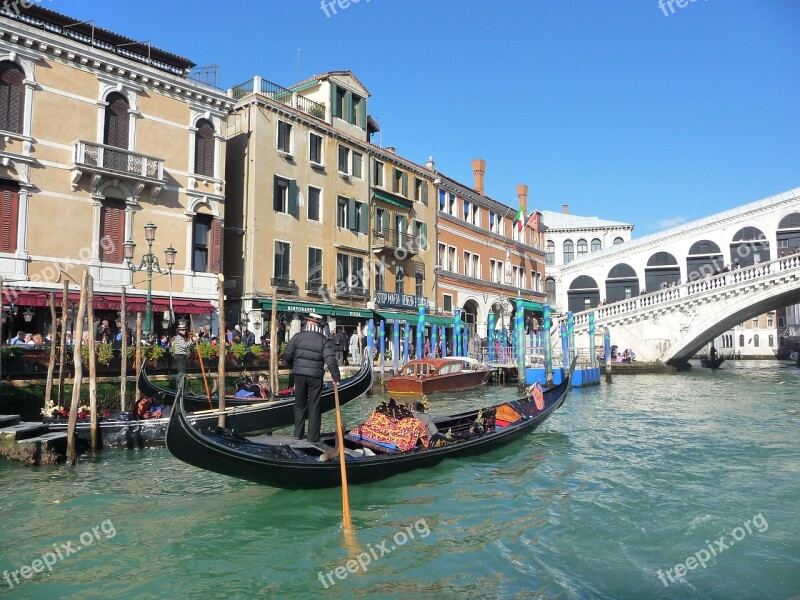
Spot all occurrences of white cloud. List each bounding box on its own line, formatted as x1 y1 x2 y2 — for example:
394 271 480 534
654 216 687 230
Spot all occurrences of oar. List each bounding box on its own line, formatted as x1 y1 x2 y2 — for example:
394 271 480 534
332 381 355 540
190 315 213 409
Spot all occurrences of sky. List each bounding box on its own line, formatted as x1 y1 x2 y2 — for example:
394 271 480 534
48 0 800 237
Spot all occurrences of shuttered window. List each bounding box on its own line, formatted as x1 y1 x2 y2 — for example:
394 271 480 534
103 92 129 149
99 200 125 263
194 119 215 177
0 180 19 253
192 214 220 273
0 62 25 135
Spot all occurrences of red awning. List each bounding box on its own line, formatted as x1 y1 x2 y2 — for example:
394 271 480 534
2 290 214 314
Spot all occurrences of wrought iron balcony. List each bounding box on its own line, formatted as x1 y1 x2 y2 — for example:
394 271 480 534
305 281 327 295
271 277 296 291
71 140 165 197
336 286 369 299
371 228 421 257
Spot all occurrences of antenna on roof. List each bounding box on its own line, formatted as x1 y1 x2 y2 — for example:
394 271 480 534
190 64 220 88
296 48 301 82
116 40 152 63
63 19 96 48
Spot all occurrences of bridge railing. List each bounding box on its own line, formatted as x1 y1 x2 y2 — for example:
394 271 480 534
572 253 800 328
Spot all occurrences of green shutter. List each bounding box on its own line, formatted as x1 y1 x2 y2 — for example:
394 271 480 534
359 202 368 234
358 97 367 129
288 180 299 217
331 83 341 118
421 181 428 205
382 209 389 232
420 222 428 251
402 172 409 197
344 90 353 124
348 197 356 231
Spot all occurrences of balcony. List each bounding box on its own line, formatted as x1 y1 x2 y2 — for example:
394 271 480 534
229 77 327 121
336 286 369 299
305 281 327 295
271 277 296 291
71 140 165 198
372 228 421 257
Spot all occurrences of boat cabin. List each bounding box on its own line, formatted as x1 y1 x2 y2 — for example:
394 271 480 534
399 359 467 378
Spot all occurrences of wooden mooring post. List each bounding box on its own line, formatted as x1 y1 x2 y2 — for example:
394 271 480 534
134 312 143 401
119 287 128 412
44 292 58 406
57 279 69 407
217 274 226 428
86 274 98 452
66 270 88 465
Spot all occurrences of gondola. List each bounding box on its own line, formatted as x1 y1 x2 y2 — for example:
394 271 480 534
165 373 571 489
43 361 372 448
699 355 725 369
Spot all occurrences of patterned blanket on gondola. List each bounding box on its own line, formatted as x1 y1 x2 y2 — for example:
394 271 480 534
350 411 430 451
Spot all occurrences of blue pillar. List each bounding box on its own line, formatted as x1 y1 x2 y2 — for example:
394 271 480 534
604 327 611 367
431 321 437 359
454 307 461 358
543 303 553 386
561 321 569 370
488 312 495 362
393 320 399 372
516 295 525 375
567 311 575 361
403 321 410 365
379 319 385 370
588 312 596 368
367 318 374 366
461 322 468 357
417 304 425 359
440 325 446 357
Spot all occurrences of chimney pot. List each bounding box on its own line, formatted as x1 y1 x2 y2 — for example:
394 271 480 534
562 204 569 214
472 158 486 195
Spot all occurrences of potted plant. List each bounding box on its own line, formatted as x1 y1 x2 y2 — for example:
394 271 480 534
229 342 250 365
96 343 115 367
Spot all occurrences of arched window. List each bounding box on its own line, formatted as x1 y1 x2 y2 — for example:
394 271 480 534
546 277 556 305
194 119 215 177
768 335 774 347
613 237 624 246
0 61 25 134
591 238 601 252
753 334 759 348
563 240 574 264
104 92 129 149
545 240 555 265
577 239 588 257
739 334 744 347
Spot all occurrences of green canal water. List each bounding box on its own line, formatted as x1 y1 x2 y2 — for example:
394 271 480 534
1 362 799 599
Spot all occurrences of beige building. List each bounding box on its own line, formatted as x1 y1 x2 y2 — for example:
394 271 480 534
0 5 231 339
224 71 436 343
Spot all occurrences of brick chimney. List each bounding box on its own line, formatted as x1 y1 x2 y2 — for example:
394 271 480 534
472 159 486 195
562 204 569 214
517 184 528 214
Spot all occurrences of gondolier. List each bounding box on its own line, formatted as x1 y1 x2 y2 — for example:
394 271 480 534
171 319 195 391
283 312 340 443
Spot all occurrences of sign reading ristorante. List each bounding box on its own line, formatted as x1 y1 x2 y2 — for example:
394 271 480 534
375 292 428 309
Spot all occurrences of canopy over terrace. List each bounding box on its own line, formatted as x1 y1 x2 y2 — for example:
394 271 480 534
1 289 214 314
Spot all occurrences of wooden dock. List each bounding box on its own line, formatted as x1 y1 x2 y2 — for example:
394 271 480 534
0 414 68 465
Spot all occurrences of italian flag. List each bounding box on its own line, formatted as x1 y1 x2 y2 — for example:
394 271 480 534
513 207 524 232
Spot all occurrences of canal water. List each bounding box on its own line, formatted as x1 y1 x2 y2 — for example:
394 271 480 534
1 362 798 599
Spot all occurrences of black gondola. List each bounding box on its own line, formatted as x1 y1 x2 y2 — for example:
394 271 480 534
699 355 725 369
44 361 372 448
165 375 571 489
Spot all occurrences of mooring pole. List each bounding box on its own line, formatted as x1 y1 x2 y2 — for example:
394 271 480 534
134 312 143 401
217 274 227 428
543 303 553 387
86 274 98 452
44 292 58 406
119 287 128 412
604 326 612 384
66 270 89 465
57 279 70 407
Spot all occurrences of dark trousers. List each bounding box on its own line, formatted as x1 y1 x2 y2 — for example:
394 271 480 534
293 374 323 442
174 353 188 391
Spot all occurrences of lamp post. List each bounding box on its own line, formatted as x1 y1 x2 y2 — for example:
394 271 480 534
123 222 177 336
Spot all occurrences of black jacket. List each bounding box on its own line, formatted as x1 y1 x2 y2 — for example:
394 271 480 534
283 329 341 381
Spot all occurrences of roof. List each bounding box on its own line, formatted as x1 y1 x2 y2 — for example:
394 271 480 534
540 210 633 230
287 70 371 96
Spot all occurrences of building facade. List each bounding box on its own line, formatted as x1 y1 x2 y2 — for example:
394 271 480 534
0 5 231 341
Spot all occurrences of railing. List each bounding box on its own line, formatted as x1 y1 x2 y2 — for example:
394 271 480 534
305 281 326 294
271 277 295 291
73 141 164 181
229 77 326 120
372 228 422 255
337 286 369 299
570 253 800 328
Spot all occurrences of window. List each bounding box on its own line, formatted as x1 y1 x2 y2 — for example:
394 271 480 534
0 181 19 253
752 317 759 327
307 186 321 222
352 152 363 179
277 120 292 153
336 253 364 290
415 272 424 297
307 247 323 284
0 61 25 134
375 261 385 292
591 238 602 252
374 160 384 187
338 145 350 174
739 334 745 347
778 317 785 328
309 132 322 165
190 215 221 273
274 241 290 280
413 220 428 251
194 119 215 177
334 86 346 119
464 200 478 225
273 176 298 215
613 237 624 246
563 240 574 264
337 196 348 228
443 294 453 313
577 239 588 257
337 196 367 233
415 178 428 205
624 286 632 299
754 334 760 347
350 93 363 126
463 251 480 278
448 193 456 216
395 266 405 295
546 278 556 305
546 241 555 265
768 335 774 347
439 189 446 211
99 199 125 264
767 314 774 328
375 207 387 234
448 246 457 272
437 242 446 268
393 169 407 195
490 259 502 283
104 92 129 149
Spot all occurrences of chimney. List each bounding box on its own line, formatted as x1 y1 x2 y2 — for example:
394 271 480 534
385 146 396 154
562 204 569 214
516 184 528 213
472 158 486 195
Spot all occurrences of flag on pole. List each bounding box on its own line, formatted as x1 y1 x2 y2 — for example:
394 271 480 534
513 207 524 232
526 210 538 229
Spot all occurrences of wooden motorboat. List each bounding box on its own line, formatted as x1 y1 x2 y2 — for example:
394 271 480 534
384 357 491 395
43 361 372 448
165 375 571 489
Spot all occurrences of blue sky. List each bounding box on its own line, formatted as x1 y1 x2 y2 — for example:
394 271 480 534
55 0 800 236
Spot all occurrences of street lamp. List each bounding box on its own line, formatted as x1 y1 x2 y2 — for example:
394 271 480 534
124 222 177 335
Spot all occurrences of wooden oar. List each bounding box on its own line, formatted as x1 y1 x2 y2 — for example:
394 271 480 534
191 315 213 409
332 381 355 539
